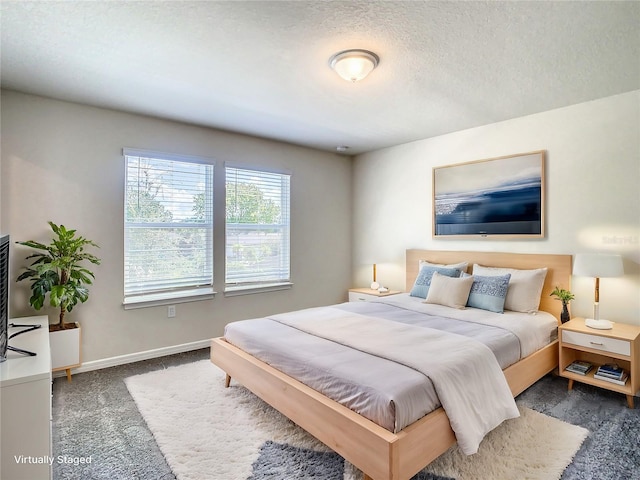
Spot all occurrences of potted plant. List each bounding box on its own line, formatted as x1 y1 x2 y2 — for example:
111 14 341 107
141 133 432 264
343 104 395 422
550 286 575 324
16 222 100 379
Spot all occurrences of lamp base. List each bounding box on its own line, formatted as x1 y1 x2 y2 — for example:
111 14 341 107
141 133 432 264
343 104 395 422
585 318 614 330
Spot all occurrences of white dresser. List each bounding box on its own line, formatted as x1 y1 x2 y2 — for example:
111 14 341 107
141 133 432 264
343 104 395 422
1 316 52 480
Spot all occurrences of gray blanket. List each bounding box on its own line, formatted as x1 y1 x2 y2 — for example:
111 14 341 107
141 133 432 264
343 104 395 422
270 306 519 455
224 299 542 439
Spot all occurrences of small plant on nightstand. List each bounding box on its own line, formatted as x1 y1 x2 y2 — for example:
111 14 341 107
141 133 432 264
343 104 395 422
550 286 575 323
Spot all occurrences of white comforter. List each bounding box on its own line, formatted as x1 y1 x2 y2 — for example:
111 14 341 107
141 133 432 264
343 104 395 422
271 306 520 455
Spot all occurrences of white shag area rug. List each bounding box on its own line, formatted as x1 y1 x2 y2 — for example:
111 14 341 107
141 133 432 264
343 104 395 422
125 360 588 480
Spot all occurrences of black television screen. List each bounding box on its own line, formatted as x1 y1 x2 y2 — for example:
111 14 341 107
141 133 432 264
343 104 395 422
1 233 9 362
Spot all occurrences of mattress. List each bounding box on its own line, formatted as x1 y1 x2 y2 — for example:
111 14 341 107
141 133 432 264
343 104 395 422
223 294 557 434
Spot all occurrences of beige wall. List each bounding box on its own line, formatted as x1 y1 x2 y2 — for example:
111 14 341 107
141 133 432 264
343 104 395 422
353 91 640 325
1 90 352 362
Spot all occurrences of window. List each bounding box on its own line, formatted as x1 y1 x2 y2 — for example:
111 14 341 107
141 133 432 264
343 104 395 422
225 166 290 290
123 148 214 306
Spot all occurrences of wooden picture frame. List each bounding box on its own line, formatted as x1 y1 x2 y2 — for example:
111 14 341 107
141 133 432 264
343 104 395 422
433 151 545 238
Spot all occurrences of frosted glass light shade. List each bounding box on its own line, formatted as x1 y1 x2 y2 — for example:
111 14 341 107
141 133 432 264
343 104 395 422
329 49 379 82
573 254 624 278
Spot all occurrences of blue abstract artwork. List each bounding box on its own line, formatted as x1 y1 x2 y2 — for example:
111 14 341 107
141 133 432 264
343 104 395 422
433 151 545 237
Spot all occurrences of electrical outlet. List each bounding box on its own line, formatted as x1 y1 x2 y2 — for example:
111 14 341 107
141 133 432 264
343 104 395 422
167 305 176 318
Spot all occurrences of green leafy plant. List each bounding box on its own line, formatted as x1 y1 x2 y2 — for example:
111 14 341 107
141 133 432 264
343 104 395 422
16 222 101 331
550 286 575 304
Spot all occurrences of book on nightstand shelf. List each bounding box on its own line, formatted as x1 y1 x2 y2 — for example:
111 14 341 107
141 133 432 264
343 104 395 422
594 371 629 386
594 364 626 381
565 360 593 376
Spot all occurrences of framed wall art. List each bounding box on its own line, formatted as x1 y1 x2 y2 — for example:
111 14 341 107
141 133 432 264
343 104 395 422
433 151 545 238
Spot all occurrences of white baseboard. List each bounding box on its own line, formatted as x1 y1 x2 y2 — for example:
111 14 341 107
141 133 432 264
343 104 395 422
53 339 211 378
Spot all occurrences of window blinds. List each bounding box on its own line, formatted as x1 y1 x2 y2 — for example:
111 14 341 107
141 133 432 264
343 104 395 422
225 166 290 286
124 150 214 298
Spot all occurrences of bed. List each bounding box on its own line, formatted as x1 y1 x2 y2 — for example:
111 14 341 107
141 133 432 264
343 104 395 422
210 250 572 480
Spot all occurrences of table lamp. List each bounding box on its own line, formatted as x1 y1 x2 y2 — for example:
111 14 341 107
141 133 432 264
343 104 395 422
370 263 379 290
573 253 623 329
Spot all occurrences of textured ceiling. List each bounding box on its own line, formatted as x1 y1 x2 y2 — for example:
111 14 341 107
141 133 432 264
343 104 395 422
1 1 639 155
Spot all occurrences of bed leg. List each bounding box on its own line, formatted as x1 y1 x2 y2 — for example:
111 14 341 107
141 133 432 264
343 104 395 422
225 374 231 388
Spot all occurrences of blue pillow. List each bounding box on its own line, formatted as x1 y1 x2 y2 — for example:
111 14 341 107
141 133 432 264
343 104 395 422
466 274 511 313
410 266 461 299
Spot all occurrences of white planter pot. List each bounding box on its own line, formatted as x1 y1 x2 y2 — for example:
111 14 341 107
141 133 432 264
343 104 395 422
49 323 81 381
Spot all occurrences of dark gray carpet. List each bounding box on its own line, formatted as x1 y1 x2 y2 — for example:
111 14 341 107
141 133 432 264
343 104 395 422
52 349 638 480
248 442 345 480
517 374 640 480
52 350 209 480
247 441 452 480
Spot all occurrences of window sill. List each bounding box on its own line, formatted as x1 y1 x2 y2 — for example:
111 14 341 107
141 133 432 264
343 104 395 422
224 282 293 297
123 287 216 310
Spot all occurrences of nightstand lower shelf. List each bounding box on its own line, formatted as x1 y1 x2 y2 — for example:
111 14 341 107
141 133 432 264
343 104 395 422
563 368 634 407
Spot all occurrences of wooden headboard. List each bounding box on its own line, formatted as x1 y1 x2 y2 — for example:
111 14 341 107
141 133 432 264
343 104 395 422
406 249 573 323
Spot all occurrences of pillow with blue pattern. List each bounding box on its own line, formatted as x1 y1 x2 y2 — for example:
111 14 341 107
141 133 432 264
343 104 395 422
466 274 511 313
410 265 461 299
472 264 547 313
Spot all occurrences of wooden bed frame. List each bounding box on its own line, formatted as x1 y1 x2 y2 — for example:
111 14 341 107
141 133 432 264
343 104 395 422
211 250 572 480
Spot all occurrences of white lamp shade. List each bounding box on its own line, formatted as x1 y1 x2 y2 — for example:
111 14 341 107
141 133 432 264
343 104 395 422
329 50 379 82
573 253 624 278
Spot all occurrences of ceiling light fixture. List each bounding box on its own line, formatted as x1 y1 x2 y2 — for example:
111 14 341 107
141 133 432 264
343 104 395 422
329 49 379 83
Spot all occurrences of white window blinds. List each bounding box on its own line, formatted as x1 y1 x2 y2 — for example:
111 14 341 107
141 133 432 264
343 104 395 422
124 149 214 299
225 166 290 286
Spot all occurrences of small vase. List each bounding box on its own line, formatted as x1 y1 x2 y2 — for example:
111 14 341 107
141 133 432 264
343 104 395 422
561 303 571 324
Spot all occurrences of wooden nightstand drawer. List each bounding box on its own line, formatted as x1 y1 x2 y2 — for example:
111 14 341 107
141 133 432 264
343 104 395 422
562 330 630 356
348 291 376 302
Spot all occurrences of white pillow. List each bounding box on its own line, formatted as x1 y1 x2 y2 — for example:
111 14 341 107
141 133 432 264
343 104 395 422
424 271 474 309
472 264 548 313
419 260 469 274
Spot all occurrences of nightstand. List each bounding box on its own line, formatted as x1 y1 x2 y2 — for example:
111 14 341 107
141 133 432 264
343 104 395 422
559 317 640 408
348 288 402 302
